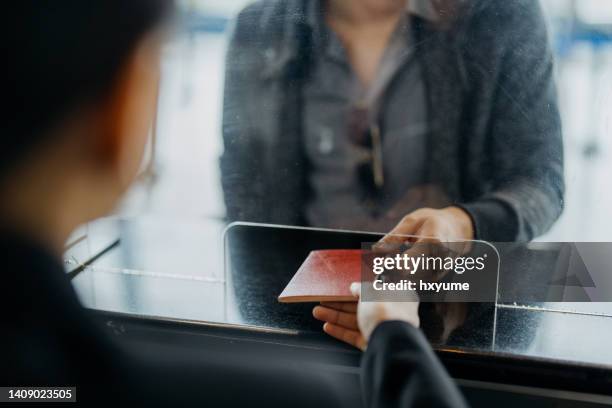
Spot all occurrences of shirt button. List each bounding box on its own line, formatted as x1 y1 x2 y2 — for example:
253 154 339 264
264 48 276 61
318 127 334 154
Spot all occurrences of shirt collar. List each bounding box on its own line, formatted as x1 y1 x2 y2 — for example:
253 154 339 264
409 0 440 23
306 0 440 28
305 0 437 65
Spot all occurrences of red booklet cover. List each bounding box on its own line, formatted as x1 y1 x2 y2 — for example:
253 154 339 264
278 249 362 303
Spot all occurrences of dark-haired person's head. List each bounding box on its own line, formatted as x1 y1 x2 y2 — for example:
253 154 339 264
2 1 171 251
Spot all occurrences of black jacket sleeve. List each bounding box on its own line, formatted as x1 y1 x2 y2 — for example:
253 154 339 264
362 321 468 408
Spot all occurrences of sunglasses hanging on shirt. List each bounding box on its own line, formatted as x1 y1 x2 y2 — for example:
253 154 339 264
347 103 385 207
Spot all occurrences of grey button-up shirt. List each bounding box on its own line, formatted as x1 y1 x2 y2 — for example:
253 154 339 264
304 0 438 231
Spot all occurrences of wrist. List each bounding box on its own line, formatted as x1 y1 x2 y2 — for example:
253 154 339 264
444 206 475 240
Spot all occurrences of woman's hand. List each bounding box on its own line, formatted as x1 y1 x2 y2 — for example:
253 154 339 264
377 206 474 247
312 283 420 350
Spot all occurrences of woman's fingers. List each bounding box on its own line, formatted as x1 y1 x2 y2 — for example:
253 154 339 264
323 323 367 351
375 213 425 249
313 305 358 330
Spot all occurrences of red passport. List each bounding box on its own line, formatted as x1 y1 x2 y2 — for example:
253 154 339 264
278 249 362 303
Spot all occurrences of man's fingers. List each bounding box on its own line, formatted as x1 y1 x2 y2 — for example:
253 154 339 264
319 302 358 313
323 323 366 351
313 306 358 330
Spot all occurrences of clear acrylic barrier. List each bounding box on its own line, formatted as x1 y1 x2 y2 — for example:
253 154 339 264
223 222 500 350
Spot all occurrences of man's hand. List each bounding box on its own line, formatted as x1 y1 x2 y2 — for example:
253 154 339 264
313 283 420 350
377 207 474 248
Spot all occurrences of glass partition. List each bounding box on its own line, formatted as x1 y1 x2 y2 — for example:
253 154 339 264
66 0 612 371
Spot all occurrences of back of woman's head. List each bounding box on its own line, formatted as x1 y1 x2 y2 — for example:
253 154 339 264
2 0 172 176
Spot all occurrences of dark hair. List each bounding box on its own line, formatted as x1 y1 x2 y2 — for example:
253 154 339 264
2 0 172 176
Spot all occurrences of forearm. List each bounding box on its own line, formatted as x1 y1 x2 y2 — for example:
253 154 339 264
453 0 564 243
